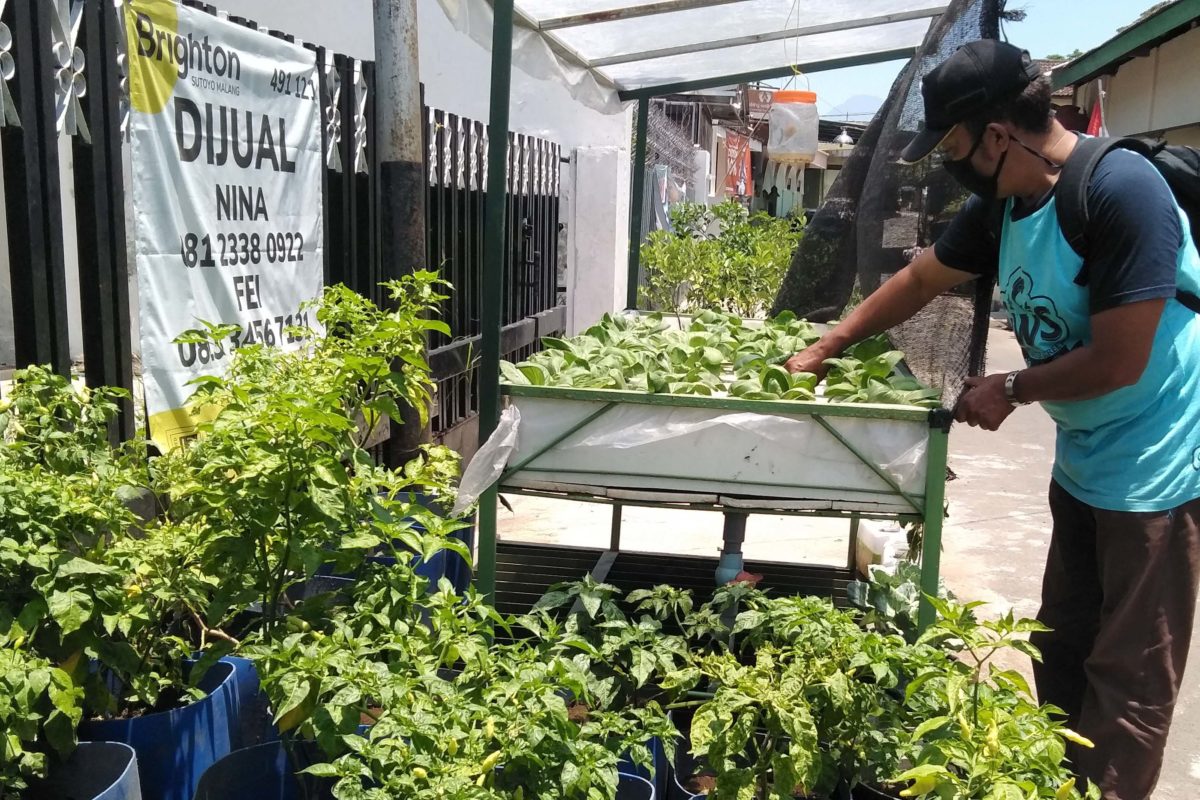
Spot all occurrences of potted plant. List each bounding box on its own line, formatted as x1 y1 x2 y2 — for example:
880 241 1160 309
301 643 673 800
523 577 693 713
658 589 922 800
639 200 804 320
0 645 84 798
0 368 243 800
892 599 1101 800
154 274 469 643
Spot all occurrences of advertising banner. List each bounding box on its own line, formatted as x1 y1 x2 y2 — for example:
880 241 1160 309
125 0 324 450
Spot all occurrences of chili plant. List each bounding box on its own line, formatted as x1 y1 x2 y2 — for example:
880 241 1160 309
0 368 209 721
895 598 1101 800
156 275 470 640
522 578 693 711
305 647 673 800
0 645 82 795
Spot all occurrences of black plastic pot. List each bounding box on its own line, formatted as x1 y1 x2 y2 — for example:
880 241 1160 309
851 783 903 800
26 741 142 800
618 773 657 799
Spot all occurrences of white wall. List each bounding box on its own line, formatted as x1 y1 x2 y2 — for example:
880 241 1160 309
211 0 633 331
215 0 630 151
1095 25 1200 139
567 148 630 335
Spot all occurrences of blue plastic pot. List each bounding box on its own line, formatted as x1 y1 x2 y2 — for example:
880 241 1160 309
618 736 668 800
218 655 277 750
78 660 237 800
618 773 657 800
194 740 332 800
196 744 655 800
26 741 142 800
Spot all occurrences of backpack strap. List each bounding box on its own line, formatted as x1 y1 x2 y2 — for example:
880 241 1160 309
1177 290 1200 315
983 197 1006 247
1055 136 1154 284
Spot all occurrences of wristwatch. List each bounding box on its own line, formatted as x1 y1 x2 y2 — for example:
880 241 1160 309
1004 370 1027 406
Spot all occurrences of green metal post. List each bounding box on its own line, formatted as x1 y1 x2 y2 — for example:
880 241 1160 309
476 0 515 603
626 99 649 310
918 410 952 631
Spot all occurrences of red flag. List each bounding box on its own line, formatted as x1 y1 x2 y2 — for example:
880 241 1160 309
1086 97 1105 137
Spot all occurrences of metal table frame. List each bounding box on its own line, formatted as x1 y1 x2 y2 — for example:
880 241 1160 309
496 385 951 629
472 1 945 628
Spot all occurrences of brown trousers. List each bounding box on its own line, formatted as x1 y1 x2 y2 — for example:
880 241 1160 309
1030 481 1200 800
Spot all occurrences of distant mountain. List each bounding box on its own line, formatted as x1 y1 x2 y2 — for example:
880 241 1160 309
826 94 883 120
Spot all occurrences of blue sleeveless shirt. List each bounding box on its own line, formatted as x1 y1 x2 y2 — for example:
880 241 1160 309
937 148 1200 512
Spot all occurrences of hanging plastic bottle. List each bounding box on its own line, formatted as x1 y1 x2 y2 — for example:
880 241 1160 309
767 90 819 165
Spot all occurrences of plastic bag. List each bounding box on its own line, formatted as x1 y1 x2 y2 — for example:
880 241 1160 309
451 406 521 516
767 92 819 165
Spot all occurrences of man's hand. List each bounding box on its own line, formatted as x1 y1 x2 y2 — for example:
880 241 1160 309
785 345 832 380
954 374 1015 431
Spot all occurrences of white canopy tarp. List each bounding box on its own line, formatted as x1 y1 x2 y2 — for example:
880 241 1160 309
436 0 948 113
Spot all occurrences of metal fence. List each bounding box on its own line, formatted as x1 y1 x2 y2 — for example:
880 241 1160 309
0 0 563 452
424 110 563 456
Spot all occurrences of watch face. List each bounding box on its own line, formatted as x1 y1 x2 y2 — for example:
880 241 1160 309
1005 372 1023 405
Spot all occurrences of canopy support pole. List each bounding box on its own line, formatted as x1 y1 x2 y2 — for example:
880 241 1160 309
626 98 649 311
477 0 515 603
617 47 918 101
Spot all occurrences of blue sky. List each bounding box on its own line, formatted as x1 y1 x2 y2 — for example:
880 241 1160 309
788 0 1160 119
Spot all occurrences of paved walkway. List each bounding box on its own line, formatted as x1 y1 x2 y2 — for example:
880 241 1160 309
942 325 1200 797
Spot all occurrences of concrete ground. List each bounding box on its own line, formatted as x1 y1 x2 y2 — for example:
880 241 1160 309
944 324 1200 797
495 324 1200 793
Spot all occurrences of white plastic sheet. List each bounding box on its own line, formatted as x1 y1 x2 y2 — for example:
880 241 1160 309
504 396 930 513
434 0 626 114
568 408 925 486
452 405 522 515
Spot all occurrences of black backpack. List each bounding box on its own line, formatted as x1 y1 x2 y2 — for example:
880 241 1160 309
1055 136 1200 313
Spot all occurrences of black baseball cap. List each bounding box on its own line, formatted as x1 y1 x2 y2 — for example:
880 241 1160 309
900 40 1042 163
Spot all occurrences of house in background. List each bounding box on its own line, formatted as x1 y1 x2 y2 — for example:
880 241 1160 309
642 85 868 222
1054 0 1200 146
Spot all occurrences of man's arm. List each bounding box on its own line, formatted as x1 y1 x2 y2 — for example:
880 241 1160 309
957 150 1180 430
785 247 979 376
955 299 1165 430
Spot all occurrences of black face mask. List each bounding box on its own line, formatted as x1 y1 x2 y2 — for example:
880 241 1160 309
941 130 1061 199
942 131 1008 199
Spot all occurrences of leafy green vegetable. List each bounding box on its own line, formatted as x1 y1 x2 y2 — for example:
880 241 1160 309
639 200 804 319
502 312 940 408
